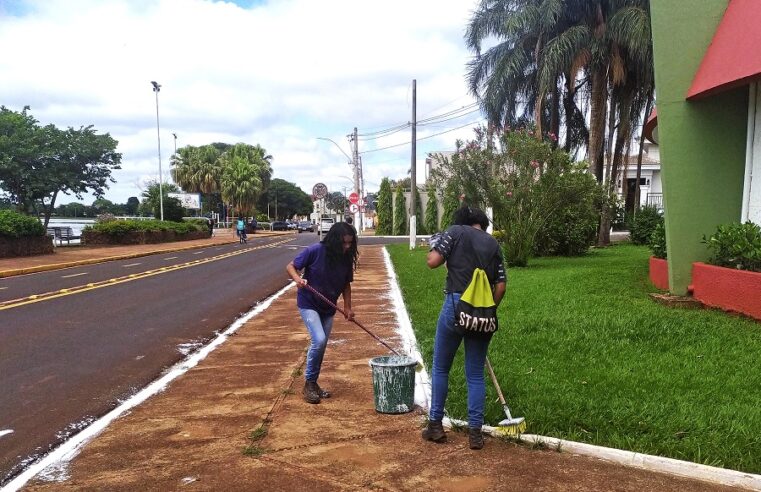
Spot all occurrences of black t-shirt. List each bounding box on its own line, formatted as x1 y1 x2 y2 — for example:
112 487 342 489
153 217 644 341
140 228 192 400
433 225 507 293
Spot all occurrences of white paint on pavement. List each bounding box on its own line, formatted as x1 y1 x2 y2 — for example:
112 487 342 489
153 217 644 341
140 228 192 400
122 263 141 268
60 272 87 279
0 429 13 438
2 282 295 491
163 256 178 260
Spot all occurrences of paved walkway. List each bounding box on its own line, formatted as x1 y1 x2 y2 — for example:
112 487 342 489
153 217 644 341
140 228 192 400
3 242 748 491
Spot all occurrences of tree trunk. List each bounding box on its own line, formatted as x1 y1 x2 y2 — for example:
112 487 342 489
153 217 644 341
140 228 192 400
634 93 655 216
42 191 59 229
588 68 608 182
550 83 560 148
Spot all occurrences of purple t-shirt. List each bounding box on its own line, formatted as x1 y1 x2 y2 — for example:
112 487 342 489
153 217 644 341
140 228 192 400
293 242 354 315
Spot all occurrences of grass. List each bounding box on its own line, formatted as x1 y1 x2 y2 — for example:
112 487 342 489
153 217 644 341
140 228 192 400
387 243 761 473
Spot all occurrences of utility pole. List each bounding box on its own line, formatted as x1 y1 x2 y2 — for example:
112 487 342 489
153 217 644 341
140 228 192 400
410 79 417 229
352 127 361 231
410 81 417 218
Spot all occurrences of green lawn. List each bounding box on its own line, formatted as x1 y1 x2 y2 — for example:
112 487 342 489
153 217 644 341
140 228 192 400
387 243 761 473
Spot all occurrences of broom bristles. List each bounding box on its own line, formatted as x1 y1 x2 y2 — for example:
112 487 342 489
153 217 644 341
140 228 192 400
493 419 527 437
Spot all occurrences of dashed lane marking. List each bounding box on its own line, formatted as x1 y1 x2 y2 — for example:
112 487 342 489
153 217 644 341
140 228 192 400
123 263 142 267
0 238 295 311
61 272 88 278
163 256 178 260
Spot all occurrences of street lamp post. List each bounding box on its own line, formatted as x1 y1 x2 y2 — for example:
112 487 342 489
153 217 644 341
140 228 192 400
151 81 164 221
172 132 177 156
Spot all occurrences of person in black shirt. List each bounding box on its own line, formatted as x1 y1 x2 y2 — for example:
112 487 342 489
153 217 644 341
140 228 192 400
421 206 507 450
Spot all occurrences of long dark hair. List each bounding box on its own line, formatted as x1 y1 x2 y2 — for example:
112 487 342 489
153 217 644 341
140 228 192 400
321 222 358 270
453 205 488 229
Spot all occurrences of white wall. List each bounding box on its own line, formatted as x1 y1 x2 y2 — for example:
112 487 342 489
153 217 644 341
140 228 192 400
744 83 761 225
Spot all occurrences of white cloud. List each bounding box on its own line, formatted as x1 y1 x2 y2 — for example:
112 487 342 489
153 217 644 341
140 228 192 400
0 0 483 205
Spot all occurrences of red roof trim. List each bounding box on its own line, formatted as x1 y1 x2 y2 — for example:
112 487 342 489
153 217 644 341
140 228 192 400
687 0 761 100
644 108 657 144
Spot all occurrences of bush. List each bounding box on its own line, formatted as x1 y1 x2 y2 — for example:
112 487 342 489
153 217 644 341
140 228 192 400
703 222 761 272
0 210 45 237
649 221 667 259
628 206 663 245
84 219 204 236
534 171 600 257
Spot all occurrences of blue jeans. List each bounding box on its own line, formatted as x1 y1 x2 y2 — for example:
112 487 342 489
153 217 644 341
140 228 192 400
299 308 335 382
429 293 492 429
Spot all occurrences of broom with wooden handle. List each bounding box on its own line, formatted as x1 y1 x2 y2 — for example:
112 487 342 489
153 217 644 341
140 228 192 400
485 356 526 436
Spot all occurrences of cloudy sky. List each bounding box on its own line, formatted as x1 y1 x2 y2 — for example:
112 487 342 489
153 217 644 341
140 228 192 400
0 0 486 205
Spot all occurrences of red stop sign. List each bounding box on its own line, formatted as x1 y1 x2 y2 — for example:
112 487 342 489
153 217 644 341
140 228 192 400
348 192 359 204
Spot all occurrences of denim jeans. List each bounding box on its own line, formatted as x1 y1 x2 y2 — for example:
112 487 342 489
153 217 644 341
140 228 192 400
429 292 492 429
299 308 335 382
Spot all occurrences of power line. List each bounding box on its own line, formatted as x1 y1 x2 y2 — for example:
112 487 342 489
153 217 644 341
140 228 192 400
357 103 479 139
358 104 481 142
359 119 486 155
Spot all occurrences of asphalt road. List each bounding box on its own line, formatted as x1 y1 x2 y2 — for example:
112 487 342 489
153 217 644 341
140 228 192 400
0 232 410 484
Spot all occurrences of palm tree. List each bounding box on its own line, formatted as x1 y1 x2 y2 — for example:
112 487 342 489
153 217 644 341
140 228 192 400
220 156 262 215
170 145 222 194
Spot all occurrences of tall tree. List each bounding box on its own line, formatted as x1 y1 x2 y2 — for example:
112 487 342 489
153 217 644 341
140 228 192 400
0 106 122 227
260 178 312 219
125 196 140 216
139 180 180 217
424 183 440 233
220 157 262 215
393 185 407 235
376 178 393 235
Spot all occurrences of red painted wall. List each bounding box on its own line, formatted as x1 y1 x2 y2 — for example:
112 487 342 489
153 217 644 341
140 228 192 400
649 257 670 290
688 0 761 99
692 262 761 321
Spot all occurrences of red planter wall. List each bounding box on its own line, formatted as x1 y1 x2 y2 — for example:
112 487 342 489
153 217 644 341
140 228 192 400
692 262 761 321
649 256 669 290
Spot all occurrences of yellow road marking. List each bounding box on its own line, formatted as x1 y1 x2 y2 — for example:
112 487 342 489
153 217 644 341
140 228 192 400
0 238 294 311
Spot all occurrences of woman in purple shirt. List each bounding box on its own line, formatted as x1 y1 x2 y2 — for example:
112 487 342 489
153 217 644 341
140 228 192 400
286 222 358 404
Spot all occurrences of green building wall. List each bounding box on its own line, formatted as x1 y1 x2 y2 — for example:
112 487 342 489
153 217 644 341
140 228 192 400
651 0 748 294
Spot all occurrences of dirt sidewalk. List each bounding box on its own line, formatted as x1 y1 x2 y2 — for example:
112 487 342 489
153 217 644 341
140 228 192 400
17 246 740 491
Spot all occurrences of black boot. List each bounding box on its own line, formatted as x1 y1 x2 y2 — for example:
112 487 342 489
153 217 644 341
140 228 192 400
303 381 321 404
315 382 331 398
422 420 446 442
469 427 484 450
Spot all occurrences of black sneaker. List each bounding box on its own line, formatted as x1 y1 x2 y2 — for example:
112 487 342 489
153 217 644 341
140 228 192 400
303 381 321 404
422 420 446 442
469 428 484 450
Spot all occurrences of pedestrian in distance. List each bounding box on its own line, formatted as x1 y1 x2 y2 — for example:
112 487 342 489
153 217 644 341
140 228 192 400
345 216 353 225
285 222 358 404
421 205 507 450
236 216 247 243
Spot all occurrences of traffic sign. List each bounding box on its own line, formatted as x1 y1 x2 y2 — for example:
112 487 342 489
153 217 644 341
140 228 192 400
349 203 359 213
348 192 359 204
357 198 365 206
312 183 328 199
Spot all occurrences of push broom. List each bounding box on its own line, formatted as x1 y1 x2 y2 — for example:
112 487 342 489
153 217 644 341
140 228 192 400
485 356 526 436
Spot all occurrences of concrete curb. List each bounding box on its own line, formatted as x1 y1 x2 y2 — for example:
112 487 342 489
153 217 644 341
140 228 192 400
0 232 292 279
383 245 761 492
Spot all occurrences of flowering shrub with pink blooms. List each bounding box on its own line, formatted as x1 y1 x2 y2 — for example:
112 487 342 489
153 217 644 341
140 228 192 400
430 126 602 266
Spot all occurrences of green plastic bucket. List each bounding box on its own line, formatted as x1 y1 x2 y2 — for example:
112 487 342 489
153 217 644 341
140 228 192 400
369 355 417 414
